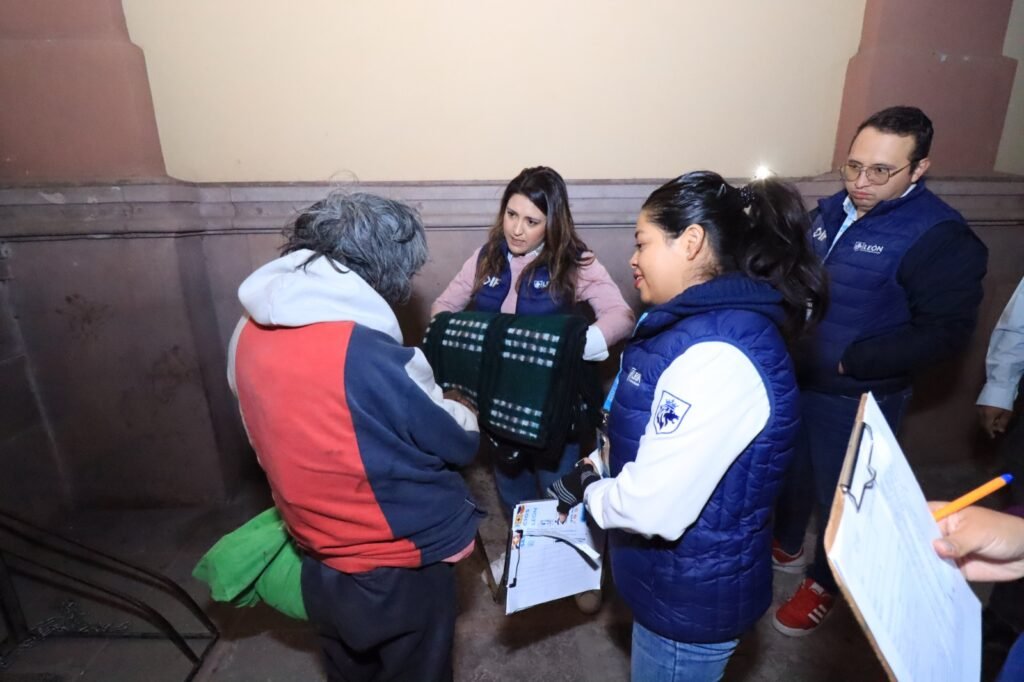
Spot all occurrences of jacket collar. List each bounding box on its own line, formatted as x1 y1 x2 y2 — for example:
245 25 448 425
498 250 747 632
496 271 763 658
237 249 403 342
819 179 929 228
635 273 786 341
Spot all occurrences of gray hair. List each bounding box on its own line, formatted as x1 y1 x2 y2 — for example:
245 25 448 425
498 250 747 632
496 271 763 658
282 191 428 305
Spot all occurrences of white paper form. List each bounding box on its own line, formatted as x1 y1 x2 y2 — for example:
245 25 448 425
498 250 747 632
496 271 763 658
826 393 981 681
504 499 604 615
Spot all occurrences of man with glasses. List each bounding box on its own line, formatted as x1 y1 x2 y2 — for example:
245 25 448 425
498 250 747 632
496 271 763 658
772 106 988 636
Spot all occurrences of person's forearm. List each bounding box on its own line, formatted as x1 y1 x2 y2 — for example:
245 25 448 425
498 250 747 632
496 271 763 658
978 284 1024 409
431 251 480 316
576 257 635 347
841 320 974 379
846 221 985 380
932 504 1024 582
593 308 634 349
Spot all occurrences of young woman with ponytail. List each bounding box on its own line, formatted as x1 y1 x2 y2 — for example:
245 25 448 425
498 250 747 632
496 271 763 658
547 171 827 681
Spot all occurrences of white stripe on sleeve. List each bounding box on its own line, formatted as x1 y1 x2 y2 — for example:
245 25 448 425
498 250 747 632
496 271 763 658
404 347 479 432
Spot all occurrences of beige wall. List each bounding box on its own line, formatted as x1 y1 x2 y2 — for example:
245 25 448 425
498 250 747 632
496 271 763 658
122 0 866 183
997 0 1024 174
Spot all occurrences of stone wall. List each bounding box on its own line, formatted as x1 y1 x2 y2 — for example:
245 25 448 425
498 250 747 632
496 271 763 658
0 245 68 521
0 176 1021 510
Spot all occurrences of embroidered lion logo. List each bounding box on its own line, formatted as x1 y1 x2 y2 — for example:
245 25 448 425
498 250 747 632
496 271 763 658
654 391 690 434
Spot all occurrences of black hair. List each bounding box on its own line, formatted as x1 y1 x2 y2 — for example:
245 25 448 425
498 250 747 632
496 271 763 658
641 171 828 340
855 106 933 169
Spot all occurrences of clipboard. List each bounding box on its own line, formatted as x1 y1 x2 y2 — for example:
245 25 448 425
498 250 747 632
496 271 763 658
823 393 981 682
823 394 897 680
502 499 604 615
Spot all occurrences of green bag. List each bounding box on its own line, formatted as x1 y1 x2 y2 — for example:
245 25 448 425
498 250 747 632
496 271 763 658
192 507 307 620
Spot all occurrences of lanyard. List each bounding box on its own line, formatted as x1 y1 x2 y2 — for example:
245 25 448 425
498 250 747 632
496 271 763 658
601 311 648 412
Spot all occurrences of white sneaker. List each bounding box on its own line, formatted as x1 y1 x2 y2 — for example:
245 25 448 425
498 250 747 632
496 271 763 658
490 551 506 583
772 540 810 574
574 589 603 614
480 551 506 587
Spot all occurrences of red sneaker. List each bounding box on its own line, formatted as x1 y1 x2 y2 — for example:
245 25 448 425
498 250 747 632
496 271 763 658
771 539 809 574
773 578 835 637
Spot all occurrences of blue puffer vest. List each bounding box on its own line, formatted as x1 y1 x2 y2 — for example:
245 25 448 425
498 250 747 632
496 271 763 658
470 244 571 315
608 274 800 643
798 181 964 395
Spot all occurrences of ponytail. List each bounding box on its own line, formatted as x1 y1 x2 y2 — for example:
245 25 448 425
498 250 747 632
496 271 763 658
740 178 828 339
642 171 828 341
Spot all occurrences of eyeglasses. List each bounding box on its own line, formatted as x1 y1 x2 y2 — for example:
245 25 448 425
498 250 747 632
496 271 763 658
838 161 912 186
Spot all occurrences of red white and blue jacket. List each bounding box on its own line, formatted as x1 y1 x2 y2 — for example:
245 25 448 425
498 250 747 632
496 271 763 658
228 250 482 573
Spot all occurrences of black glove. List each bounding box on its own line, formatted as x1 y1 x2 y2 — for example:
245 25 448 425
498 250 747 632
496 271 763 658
547 459 601 515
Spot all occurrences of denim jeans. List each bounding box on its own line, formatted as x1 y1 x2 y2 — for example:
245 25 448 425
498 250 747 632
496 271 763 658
631 622 738 682
774 389 911 592
493 441 579 517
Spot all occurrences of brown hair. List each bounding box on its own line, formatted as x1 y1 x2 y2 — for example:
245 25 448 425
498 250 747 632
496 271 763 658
473 166 592 305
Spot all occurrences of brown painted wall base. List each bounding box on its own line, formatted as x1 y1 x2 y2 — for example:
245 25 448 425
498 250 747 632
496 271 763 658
0 0 166 184
0 177 1022 509
0 262 68 522
833 0 1018 173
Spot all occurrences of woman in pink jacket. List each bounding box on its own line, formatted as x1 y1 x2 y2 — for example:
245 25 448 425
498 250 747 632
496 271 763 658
432 166 634 520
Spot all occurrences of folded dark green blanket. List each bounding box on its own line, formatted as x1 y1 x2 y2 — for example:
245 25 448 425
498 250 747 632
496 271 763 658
423 312 598 462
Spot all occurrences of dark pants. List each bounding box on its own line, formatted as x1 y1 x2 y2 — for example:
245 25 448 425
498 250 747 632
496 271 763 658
774 389 911 593
985 415 1024 679
989 414 1024 630
493 441 579 518
996 414 1024 509
300 557 457 682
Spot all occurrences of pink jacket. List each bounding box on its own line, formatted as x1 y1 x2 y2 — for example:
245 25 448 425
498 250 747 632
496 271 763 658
431 246 635 360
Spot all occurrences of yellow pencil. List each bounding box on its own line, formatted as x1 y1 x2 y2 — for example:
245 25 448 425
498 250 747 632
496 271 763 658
932 474 1014 522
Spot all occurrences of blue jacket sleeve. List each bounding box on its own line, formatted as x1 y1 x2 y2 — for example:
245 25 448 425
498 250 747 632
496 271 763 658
403 389 480 468
841 220 987 379
348 328 480 469
400 348 480 467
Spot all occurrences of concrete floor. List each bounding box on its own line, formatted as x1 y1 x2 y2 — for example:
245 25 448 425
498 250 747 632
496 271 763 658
0 455 998 682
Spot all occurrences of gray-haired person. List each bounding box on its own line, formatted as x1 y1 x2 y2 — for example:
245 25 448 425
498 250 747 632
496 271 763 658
227 191 482 681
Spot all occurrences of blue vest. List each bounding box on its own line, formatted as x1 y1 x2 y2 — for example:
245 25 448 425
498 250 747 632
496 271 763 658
470 245 570 315
798 181 964 395
608 274 799 643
